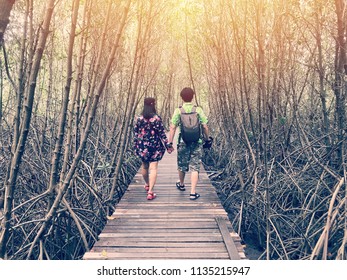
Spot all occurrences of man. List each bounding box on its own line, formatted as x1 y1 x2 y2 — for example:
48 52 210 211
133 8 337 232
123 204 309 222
168 87 212 200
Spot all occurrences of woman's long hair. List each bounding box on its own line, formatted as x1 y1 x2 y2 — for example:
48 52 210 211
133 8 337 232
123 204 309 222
142 97 156 119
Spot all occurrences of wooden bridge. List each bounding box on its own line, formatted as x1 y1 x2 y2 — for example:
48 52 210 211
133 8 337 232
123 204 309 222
83 148 247 260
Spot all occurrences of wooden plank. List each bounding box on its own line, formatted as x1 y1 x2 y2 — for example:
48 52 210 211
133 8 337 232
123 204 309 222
102 228 222 234
103 225 219 230
99 232 222 237
92 242 227 248
215 216 241 260
105 216 229 220
90 247 226 253
112 210 228 215
97 236 223 243
107 221 219 226
106 218 217 222
83 252 229 260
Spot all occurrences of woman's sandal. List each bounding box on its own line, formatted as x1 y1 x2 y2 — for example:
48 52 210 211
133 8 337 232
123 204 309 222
190 193 200 200
176 182 186 191
144 184 149 191
147 192 156 200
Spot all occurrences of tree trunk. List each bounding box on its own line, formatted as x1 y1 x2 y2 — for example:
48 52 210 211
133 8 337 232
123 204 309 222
26 0 131 259
0 0 15 46
0 0 56 259
334 0 347 169
48 0 80 201
314 1 330 151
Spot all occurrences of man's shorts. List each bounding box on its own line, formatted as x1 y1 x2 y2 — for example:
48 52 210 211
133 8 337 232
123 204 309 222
177 141 203 172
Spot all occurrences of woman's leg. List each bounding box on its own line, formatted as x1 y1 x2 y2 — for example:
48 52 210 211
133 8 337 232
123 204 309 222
148 161 158 193
141 162 149 186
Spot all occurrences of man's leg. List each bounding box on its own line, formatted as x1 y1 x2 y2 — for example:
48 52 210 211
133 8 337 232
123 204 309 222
189 143 203 199
190 170 199 195
177 143 189 189
178 170 186 186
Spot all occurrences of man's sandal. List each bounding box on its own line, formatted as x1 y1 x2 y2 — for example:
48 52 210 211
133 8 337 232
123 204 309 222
176 182 186 191
144 184 149 191
147 192 156 200
190 193 200 200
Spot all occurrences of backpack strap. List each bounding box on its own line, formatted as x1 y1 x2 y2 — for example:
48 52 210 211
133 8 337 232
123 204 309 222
179 105 197 114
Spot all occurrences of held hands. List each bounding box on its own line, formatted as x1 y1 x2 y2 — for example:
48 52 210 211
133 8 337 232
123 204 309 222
166 142 174 154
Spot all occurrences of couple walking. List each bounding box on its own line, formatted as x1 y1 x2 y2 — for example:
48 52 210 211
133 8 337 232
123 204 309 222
133 87 213 200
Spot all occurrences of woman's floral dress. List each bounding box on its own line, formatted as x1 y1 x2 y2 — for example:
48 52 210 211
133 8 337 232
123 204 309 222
133 115 169 162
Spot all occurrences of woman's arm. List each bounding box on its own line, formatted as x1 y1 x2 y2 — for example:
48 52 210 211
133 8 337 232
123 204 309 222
157 117 168 144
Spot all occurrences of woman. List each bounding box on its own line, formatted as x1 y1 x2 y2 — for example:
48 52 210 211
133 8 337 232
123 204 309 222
133 97 173 200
